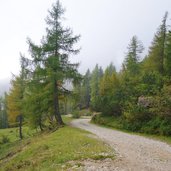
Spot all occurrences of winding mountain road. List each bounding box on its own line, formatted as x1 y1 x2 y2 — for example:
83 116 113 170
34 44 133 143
71 119 171 171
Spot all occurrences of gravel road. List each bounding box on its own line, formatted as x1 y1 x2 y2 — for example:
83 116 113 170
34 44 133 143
70 119 171 171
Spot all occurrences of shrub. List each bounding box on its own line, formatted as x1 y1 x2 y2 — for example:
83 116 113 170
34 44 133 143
91 113 105 125
141 117 171 136
84 111 92 116
122 102 154 131
124 104 151 122
79 109 92 116
159 119 171 136
72 110 80 118
0 135 10 144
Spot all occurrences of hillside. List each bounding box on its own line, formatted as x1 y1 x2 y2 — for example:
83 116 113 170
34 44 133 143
0 117 115 171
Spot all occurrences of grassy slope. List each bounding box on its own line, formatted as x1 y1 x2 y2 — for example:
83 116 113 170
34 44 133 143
91 115 171 145
0 117 114 171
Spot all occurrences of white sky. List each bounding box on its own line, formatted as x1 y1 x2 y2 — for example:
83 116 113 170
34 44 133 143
0 0 171 79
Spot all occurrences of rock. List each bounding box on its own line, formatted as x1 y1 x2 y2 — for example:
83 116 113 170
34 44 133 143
138 96 154 108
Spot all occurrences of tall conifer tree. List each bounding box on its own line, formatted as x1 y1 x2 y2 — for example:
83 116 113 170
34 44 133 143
124 36 144 75
147 12 168 74
26 0 80 125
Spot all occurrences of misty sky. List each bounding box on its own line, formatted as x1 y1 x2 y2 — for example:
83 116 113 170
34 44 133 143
0 0 171 79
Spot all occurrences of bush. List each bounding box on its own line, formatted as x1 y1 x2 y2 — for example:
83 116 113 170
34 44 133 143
79 109 92 116
141 117 171 136
122 102 155 131
159 120 171 136
92 114 125 130
0 135 10 144
91 113 106 125
84 111 92 116
124 103 151 122
72 110 80 118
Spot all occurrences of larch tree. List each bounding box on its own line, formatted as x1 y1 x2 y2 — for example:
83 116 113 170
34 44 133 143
26 0 80 125
7 76 24 124
7 56 26 139
7 76 24 138
22 39 49 130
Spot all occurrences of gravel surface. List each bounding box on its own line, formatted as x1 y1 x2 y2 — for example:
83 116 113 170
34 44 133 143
70 119 171 171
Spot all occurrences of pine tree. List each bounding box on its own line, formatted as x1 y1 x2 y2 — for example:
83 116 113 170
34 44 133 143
90 64 103 111
82 69 91 108
146 12 168 74
99 65 121 115
165 30 171 77
72 82 83 110
124 36 144 75
107 62 116 75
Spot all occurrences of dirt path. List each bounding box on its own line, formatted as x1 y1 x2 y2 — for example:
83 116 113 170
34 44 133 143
70 119 171 171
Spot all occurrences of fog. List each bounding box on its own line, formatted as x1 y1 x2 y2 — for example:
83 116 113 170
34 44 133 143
0 0 171 80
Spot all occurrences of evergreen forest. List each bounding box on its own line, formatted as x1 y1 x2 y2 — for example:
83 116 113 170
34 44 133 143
1 2 171 137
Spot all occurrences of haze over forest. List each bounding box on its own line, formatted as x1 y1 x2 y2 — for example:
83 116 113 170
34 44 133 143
0 78 10 96
1 1 171 171
1 0 171 80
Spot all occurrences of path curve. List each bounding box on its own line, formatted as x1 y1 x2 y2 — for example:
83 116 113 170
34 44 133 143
70 119 171 171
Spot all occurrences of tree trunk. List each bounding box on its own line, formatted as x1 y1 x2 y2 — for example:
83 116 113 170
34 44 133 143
39 117 43 131
18 115 23 140
64 97 67 115
54 79 64 125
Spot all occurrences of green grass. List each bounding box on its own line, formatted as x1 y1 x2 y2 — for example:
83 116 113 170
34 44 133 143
91 115 171 145
62 115 73 124
0 116 114 171
0 127 37 161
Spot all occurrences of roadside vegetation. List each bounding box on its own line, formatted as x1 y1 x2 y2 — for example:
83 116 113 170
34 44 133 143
72 109 92 119
91 114 171 145
73 12 171 137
